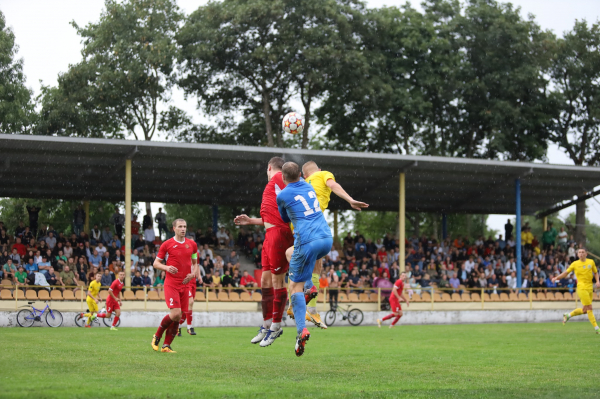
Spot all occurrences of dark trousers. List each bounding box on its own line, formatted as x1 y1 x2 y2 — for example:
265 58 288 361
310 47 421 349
115 224 123 239
329 289 338 310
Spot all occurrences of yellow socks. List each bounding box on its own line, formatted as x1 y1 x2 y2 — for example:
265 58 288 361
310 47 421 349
587 310 598 328
570 308 584 317
307 273 320 308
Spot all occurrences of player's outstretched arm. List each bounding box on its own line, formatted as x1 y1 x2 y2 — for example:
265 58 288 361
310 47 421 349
154 257 178 275
595 272 600 288
234 214 264 226
326 180 369 211
551 271 568 283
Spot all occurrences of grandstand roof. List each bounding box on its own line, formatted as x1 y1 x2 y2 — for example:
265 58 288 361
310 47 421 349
1 134 599 215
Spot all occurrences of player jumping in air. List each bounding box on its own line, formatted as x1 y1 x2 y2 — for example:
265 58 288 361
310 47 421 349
151 219 198 353
286 161 368 328
553 248 600 334
234 157 293 348
377 272 409 328
97 270 125 330
81 272 103 328
277 162 334 356
178 260 199 336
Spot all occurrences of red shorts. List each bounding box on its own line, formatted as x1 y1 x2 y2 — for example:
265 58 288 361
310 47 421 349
261 226 294 275
106 297 120 313
389 297 402 313
188 282 196 299
164 284 189 312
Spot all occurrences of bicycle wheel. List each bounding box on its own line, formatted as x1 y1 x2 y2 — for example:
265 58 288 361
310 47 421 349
325 310 336 326
45 309 63 327
74 314 86 327
347 309 364 326
103 315 121 327
17 309 35 327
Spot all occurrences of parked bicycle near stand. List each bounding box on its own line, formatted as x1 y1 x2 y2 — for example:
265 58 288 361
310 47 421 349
17 301 63 327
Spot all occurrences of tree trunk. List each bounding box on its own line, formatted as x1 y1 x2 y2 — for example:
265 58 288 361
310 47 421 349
302 94 311 149
262 89 274 147
432 213 438 241
146 202 152 217
466 214 471 239
413 213 420 237
575 200 587 247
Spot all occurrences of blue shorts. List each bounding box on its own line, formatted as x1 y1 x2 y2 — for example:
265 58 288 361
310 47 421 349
289 237 333 283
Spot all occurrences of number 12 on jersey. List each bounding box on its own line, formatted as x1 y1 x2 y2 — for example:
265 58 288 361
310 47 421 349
294 191 321 216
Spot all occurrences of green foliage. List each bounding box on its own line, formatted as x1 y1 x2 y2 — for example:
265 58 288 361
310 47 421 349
162 203 258 233
0 10 34 134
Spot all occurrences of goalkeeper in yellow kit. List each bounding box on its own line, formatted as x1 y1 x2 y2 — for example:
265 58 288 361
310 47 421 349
552 248 600 334
286 161 369 328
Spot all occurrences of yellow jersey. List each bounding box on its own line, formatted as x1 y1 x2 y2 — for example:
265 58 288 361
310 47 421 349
567 258 598 291
306 171 335 211
88 280 101 298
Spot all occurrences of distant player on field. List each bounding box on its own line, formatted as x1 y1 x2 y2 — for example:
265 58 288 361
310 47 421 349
178 261 200 337
81 272 103 328
97 270 125 331
377 272 409 328
286 161 368 328
277 162 333 356
553 248 600 333
234 157 293 347
151 219 198 353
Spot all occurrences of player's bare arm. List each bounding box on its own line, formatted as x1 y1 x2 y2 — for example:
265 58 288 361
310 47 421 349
87 289 100 303
325 179 369 211
400 291 409 307
234 214 264 226
183 259 198 285
551 271 568 284
109 289 119 303
154 257 178 275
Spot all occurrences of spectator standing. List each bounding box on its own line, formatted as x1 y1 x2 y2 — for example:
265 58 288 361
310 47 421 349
154 208 167 239
26 205 40 236
110 209 125 239
142 210 153 231
73 205 86 236
505 219 513 240
557 227 568 251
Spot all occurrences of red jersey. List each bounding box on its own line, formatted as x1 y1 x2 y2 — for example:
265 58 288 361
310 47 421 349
260 172 288 227
393 278 404 292
157 237 198 286
109 278 124 297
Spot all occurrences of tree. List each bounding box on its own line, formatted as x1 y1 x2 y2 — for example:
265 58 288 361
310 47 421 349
548 21 600 245
0 10 34 133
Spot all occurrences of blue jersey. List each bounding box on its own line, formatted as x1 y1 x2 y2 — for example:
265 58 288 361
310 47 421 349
276 180 332 247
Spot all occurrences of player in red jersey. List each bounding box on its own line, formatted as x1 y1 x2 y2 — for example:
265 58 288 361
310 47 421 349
234 157 293 347
178 260 200 336
377 272 409 328
97 270 125 330
151 219 198 353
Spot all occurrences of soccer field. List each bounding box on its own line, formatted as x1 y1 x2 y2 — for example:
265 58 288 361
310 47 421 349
3 322 599 399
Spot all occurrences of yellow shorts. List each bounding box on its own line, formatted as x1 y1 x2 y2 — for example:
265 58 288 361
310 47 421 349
577 288 593 306
86 297 99 313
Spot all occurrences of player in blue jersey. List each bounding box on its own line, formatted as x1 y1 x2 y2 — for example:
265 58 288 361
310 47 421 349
276 162 333 357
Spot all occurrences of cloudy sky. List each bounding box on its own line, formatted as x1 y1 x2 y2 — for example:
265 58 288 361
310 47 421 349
1 0 600 234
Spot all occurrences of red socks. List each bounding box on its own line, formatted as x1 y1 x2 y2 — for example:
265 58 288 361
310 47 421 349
186 311 192 326
262 287 274 322
163 320 179 346
112 316 119 327
391 316 401 326
382 314 394 321
272 288 288 323
156 314 174 338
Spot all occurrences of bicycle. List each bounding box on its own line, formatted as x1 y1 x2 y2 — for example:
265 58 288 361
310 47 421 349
16 300 63 328
74 309 121 328
325 303 364 326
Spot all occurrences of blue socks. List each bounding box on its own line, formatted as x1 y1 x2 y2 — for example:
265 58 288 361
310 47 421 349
291 292 306 335
304 279 314 291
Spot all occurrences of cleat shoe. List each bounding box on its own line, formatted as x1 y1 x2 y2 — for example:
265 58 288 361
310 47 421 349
152 334 161 351
84 324 91 328
251 326 268 344
307 312 327 330
260 328 284 347
188 328 197 335
304 286 318 304
287 307 295 320
596 327 600 334
177 328 182 337
389 325 394 329
377 319 382 328
295 328 310 357
563 312 570 326
110 326 118 331
161 345 176 353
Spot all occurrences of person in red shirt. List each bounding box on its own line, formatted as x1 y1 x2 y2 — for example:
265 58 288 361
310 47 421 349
234 157 293 347
12 237 27 257
178 258 200 337
97 270 125 330
151 219 198 353
240 270 258 296
377 272 409 328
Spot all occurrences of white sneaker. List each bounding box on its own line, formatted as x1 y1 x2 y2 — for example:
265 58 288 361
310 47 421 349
259 328 283 347
251 326 268 344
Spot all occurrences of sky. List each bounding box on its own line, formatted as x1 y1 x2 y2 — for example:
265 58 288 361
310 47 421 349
1 0 600 235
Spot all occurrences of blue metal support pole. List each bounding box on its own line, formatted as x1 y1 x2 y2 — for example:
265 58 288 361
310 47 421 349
515 178 522 289
442 213 448 240
212 205 219 233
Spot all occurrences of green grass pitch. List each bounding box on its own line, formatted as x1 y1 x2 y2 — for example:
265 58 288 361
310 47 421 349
2 322 600 398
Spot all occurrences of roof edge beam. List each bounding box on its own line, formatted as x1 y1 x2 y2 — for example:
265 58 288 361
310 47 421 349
536 188 600 219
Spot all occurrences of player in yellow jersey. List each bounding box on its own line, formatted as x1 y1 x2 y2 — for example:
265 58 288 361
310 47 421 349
286 161 369 328
81 273 103 328
552 248 600 333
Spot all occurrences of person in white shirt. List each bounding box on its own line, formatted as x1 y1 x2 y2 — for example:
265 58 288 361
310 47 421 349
144 227 155 244
201 244 214 261
557 227 568 250
464 256 475 273
216 227 229 248
131 249 140 271
375 238 383 250
95 243 107 257
505 258 516 274
328 246 339 264
506 271 518 292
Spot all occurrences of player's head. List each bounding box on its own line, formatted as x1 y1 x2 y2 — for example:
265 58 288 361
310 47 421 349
282 162 301 184
400 271 407 281
577 247 587 260
118 270 125 281
172 218 187 238
267 157 285 180
302 161 320 178
95 272 102 282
